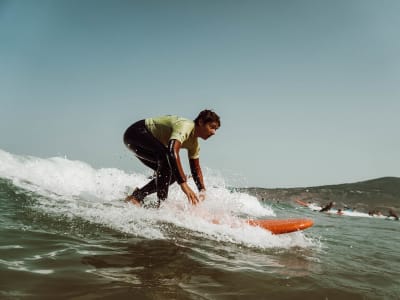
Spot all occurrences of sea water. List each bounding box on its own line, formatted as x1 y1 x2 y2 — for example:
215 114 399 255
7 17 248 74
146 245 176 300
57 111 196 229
0 149 399 299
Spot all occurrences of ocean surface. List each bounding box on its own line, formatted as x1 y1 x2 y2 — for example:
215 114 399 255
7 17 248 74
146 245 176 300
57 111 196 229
1 149 399 299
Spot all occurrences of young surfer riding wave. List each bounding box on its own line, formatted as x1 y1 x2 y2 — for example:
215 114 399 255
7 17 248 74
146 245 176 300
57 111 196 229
123 109 220 207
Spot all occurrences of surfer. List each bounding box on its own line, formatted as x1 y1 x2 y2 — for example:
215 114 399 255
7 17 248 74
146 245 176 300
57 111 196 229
123 109 220 207
320 201 335 212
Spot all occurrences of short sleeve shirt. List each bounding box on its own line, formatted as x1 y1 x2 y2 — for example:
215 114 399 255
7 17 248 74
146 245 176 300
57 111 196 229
145 115 200 159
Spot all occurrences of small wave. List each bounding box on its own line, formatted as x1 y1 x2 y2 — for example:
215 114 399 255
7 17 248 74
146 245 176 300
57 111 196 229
0 258 54 275
0 245 24 250
0 149 314 249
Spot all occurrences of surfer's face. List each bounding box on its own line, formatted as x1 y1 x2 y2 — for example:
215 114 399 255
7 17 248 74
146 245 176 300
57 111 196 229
197 121 219 140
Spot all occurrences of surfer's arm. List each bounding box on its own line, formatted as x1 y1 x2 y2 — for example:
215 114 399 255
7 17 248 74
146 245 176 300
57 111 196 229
167 139 187 184
168 139 199 205
189 158 205 192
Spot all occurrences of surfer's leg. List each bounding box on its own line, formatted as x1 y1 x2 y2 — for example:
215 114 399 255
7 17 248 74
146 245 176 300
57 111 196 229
123 120 166 166
128 160 176 206
123 120 170 204
130 179 157 202
156 160 174 201
150 162 176 207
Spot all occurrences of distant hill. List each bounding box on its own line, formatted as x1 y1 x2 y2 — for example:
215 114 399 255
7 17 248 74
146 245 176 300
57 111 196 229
239 177 400 213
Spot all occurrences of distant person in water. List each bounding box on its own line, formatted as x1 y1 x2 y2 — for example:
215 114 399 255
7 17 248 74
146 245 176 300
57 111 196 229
337 208 344 215
320 201 335 212
368 209 382 217
388 209 399 220
123 110 220 207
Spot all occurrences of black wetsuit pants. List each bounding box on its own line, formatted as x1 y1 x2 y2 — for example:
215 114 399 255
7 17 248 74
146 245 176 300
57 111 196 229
123 120 176 203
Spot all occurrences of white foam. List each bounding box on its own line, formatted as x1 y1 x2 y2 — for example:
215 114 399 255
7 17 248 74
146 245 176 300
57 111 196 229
0 258 53 274
0 149 313 249
307 202 392 219
0 245 24 250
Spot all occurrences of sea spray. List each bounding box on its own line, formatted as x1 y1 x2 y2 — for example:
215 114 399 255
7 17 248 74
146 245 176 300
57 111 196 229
0 148 313 248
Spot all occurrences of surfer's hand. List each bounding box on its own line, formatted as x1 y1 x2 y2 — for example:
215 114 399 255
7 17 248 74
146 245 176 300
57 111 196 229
199 189 206 202
180 182 199 205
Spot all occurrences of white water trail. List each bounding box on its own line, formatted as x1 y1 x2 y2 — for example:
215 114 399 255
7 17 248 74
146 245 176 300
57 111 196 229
0 148 314 248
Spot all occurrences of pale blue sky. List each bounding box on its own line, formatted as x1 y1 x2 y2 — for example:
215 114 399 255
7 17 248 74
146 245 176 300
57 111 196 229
1 0 399 187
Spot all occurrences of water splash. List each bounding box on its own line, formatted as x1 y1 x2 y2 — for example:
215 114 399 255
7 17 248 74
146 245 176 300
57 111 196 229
0 149 314 249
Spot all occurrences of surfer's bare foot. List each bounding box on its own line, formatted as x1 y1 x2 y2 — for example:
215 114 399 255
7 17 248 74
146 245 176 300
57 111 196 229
125 195 141 206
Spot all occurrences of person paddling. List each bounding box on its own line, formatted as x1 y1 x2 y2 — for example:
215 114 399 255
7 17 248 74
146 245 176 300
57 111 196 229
320 201 335 212
123 110 220 207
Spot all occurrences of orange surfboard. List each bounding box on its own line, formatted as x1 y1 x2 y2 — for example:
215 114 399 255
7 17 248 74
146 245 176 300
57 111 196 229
246 218 314 234
295 199 310 207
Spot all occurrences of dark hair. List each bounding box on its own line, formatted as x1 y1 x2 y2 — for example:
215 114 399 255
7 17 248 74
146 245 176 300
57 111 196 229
194 109 220 127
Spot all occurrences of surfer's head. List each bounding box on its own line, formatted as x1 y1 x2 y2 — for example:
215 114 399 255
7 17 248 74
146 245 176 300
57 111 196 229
194 109 220 140
195 109 220 127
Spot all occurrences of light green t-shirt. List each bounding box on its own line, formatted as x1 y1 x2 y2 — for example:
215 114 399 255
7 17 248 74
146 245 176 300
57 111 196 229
145 115 200 159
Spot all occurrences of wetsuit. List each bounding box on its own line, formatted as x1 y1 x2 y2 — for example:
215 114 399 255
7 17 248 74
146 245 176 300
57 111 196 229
123 116 204 204
319 202 333 212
